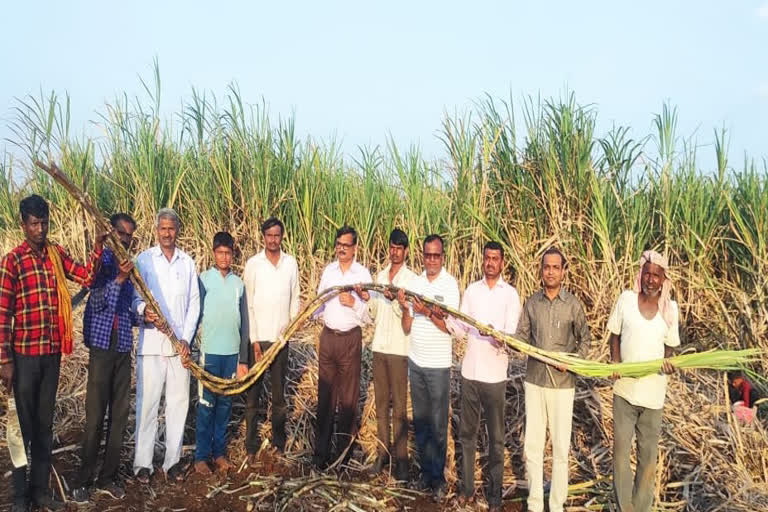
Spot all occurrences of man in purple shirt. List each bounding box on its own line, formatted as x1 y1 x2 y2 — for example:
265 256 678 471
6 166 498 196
72 213 137 503
449 241 520 511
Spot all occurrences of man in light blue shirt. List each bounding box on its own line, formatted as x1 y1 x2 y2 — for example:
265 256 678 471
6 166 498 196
132 208 200 484
194 232 247 475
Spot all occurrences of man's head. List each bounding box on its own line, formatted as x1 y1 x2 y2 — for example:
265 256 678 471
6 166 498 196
335 225 358 265
20 194 50 248
261 217 285 254
212 231 234 272
388 228 409 266
540 246 567 290
422 234 445 278
639 252 668 298
483 241 504 281
155 208 180 251
110 213 136 250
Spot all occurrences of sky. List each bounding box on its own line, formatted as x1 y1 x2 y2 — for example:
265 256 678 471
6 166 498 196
1 0 767 167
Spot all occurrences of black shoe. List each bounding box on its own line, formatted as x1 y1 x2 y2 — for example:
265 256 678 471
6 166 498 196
10 501 29 512
370 454 390 475
311 454 329 470
32 493 65 511
135 467 151 484
166 463 185 483
95 480 125 500
71 485 90 503
409 476 431 492
394 460 409 482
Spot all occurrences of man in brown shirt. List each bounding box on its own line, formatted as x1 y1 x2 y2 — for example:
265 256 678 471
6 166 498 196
515 247 590 512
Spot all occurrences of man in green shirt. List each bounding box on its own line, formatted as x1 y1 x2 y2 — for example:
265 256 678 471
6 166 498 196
194 232 247 474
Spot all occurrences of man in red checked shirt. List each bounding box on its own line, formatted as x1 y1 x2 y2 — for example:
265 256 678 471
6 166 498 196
0 194 104 512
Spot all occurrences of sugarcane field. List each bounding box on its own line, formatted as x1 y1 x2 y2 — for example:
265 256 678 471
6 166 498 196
1 5 768 511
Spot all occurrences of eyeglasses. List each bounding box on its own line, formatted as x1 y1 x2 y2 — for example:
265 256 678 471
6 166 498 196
423 252 443 260
336 241 356 249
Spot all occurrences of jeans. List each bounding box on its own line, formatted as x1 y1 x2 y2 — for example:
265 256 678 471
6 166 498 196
408 359 450 487
195 353 239 461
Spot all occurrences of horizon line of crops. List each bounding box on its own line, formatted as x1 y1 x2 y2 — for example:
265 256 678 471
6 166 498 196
1 66 766 359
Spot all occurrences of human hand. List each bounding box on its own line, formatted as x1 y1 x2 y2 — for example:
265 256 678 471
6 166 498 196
94 228 112 251
412 296 429 316
339 292 356 308
144 306 161 327
237 363 248 379
253 343 263 362
396 289 409 311
0 362 13 393
179 340 191 368
661 359 675 375
116 259 134 284
353 285 370 302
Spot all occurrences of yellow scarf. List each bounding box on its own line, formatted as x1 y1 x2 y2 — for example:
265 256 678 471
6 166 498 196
46 243 74 355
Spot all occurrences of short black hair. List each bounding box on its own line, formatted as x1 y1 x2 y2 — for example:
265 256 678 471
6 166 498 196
389 228 409 248
20 194 49 222
541 246 567 269
423 234 444 253
213 231 235 251
483 241 504 259
336 224 358 245
261 216 284 235
110 212 136 230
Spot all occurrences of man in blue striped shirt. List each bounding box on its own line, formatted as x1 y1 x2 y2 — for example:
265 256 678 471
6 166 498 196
72 213 137 503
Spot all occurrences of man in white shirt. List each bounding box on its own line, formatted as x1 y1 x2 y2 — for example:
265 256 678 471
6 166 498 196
132 208 200 483
608 250 679 512
313 225 372 469
240 217 300 459
397 234 460 502
449 241 520 512
362 228 416 481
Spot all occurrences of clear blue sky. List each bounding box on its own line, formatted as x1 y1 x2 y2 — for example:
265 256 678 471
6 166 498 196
1 0 767 166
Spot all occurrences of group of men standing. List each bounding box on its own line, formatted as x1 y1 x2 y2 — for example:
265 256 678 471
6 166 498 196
0 193 681 512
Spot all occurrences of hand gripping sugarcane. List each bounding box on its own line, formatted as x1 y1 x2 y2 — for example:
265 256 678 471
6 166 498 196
36 161 760 396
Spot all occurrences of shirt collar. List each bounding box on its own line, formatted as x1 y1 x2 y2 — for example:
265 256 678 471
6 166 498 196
152 245 180 263
258 249 287 267
538 286 567 302
482 277 507 290
208 266 233 278
421 267 445 282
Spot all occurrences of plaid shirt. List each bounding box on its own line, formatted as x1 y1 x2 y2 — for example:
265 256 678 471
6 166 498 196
0 240 101 364
83 248 138 353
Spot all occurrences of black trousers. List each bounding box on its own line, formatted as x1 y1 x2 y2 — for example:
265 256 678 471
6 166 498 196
12 352 61 503
245 340 289 453
459 377 506 506
78 331 132 486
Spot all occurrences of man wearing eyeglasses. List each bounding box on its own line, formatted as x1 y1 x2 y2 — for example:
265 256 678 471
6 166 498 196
312 225 372 469
396 234 460 502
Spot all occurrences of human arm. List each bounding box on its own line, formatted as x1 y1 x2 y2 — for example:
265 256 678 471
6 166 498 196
0 254 17 388
238 286 250 378
397 288 414 334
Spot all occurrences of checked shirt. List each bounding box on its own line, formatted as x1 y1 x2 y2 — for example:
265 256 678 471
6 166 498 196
0 240 101 364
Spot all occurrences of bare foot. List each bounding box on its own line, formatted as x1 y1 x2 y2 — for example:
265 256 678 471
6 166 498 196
214 456 232 473
194 460 212 475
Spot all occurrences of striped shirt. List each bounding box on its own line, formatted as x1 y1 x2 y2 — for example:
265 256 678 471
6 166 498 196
407 268 460 368
0 241 101 364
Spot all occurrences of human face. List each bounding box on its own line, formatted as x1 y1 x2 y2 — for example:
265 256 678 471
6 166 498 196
263 224 283 253
541 253 565 290
156 217 177 250
335 233 357 264
21 214 49 249
423 240 444 278
483 248 503 281
640 262 666 297
389 243 406 266
115 220 136 250
213 245 233 273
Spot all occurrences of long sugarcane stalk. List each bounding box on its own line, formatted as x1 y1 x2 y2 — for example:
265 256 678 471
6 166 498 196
36 161 762 396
